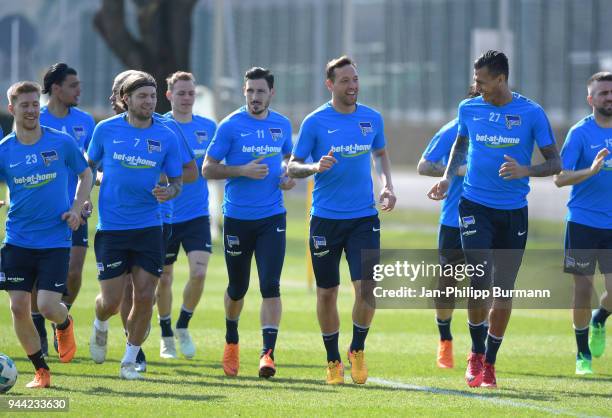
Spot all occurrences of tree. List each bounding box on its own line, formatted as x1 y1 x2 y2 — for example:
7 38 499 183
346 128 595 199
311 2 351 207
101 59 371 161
93 0 199 113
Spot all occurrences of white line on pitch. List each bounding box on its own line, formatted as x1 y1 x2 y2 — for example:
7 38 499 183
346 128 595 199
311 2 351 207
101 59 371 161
369 377 601 418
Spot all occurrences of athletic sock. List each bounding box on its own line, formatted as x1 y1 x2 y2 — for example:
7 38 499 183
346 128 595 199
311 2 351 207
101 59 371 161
468 320 487 354
574 325 591 359
322 331 341 363
94 318 108 332
55 315 70 331
225 318 239 344
349 323 370 352
592 307 610 326
159 315 174 337
485 333 503 365
27 350 49 371
436 317 453 341
32 312 47 339
176 306 194 329
121 342 141 365
136 348 146 363
261 327 278 358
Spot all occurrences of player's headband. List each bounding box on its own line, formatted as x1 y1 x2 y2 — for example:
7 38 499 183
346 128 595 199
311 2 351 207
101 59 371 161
120 79 156 97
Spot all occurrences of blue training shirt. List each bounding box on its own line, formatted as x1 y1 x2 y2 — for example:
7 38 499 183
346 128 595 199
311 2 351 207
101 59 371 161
0 127 88 248
457 92 555 210
206 106 292 220
422 118 463 228
40 106 95 202
164 112 217 222
293 102 386 219
87 114 183 231
154 113 196 224
561 115 612 229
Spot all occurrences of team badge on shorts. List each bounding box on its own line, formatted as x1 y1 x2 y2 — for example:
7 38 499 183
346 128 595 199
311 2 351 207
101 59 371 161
0 272 5 283
226 235 240 248
312 236 327 249
96 262 105 272
461 216 475 228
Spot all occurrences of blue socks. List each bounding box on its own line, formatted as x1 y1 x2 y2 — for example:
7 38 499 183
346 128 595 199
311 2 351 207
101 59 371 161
468 321 487 354
436 317 453 341
159 315 173 337
485 333 503 364
262 327 278 358
574 326 591 359
350 323 370 352
592 307 610 327
176 306 194 329
322 331 341 362
225 318 239 344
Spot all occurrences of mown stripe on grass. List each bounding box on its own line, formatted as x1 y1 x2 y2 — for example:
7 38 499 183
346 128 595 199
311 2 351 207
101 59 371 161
369 377 600 418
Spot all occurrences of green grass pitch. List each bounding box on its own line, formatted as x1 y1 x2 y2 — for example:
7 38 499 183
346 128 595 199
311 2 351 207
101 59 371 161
0 193 610 417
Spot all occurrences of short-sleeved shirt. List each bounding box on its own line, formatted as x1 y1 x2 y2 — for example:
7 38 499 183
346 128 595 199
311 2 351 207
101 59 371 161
153 113 196 224
40 106 95 200
164 112 217 222
0 127 88 248
560 115 612 229
457 93 555 210
87 114 182 231
422 119 463 227
293 102 386 219
206 106 292 220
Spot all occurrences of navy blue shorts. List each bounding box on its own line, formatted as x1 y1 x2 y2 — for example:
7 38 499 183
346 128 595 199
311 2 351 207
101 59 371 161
438 224 463 266
309 215 380 289
458 198 528 293
162 223 172 261
94 226 164 280
165 216 212 265
0 244 70 293
564 221 612 275
224 213 286 300
72 221 89 247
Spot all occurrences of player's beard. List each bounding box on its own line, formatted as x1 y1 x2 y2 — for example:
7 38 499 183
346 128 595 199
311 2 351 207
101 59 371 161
249 99 269 115
59 92 79 107
595 104 612 118
65 96 79 107
135 107 154 120
340 92 357 107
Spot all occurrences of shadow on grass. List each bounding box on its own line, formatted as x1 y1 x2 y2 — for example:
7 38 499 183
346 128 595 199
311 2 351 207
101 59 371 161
52 370 564 404
21 364 597 404
65 385 225 402
50 371 329 393
361 383 557 402
499 385 612 400
504 370 612 382
143 359 215 368
176 362 322 371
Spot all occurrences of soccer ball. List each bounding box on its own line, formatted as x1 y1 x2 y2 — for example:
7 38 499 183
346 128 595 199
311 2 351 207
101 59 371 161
0 353 18 393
